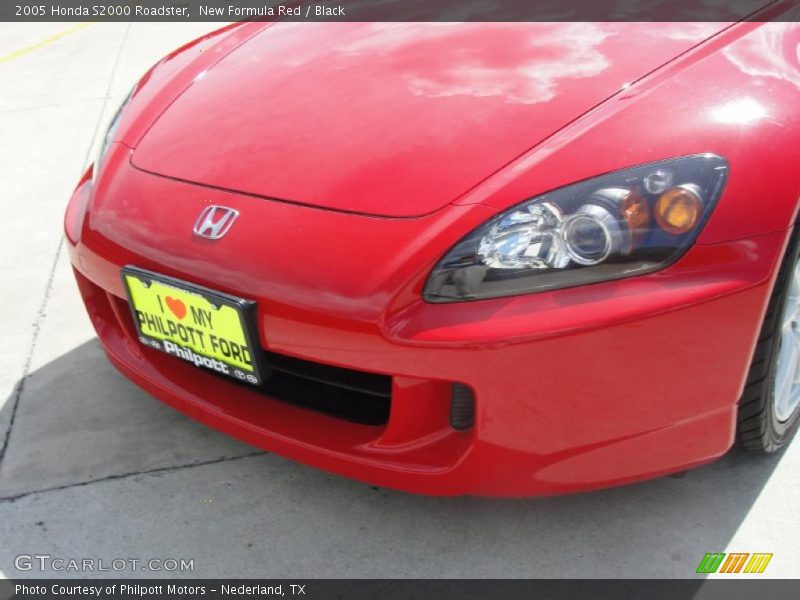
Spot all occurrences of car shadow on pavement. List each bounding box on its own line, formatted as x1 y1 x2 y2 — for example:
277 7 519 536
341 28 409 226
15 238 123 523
0 339 790 578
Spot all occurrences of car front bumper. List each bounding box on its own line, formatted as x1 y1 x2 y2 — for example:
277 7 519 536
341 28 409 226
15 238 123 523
65 153 789 496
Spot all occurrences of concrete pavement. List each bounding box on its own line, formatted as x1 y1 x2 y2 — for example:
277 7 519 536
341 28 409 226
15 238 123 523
0 22 798 579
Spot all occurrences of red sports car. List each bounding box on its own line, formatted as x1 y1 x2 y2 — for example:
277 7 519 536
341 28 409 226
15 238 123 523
65 17 800 496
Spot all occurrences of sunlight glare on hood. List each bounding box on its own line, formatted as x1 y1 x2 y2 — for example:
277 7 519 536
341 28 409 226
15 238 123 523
712 97 768 125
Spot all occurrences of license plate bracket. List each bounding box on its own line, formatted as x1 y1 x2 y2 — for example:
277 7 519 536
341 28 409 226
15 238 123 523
121 266 265 385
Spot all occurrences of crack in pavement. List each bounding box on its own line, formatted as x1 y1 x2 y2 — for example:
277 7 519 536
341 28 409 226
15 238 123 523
0 24 132 477
0 451 267 504
0 237 64 467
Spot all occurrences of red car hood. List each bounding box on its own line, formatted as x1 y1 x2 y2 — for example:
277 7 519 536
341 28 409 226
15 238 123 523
132 22 730 217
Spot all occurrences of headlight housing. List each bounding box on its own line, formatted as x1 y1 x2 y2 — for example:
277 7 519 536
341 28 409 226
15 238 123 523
93 85 135 180
424 154 728 302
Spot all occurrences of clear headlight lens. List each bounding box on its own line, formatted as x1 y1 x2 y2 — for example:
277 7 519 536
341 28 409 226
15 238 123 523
93 86 135 180
424 154 728 302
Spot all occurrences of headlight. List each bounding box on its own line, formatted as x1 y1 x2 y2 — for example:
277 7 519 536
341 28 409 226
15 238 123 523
424 154 728 302
93 85 135 180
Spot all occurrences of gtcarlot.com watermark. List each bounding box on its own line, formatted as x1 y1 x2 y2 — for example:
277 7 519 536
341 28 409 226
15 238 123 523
15 554 194 573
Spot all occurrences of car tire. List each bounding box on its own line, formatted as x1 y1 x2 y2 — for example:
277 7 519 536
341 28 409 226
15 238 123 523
738 224 800 453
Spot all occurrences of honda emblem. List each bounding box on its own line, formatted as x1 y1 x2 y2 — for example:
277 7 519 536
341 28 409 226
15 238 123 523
193 205 239 240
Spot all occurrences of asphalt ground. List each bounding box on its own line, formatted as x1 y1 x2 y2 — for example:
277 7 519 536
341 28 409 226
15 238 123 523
0 22 798 579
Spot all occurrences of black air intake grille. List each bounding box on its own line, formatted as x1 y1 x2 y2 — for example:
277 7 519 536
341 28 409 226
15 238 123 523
259 351 392 426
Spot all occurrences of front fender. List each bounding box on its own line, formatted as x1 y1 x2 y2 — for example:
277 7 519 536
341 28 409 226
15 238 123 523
453 18 800 245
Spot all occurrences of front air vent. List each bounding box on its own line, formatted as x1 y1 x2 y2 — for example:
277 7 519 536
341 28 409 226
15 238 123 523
260 350 392 426
450 383 475 430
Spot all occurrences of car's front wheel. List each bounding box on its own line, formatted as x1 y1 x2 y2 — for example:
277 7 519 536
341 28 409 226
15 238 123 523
738 225 800 452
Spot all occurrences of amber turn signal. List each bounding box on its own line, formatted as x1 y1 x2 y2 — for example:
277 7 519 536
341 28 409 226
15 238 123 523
655 185 703 234
620 188 650 230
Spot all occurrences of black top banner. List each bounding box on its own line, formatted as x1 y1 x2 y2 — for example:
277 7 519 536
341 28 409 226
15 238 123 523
3 0 800 22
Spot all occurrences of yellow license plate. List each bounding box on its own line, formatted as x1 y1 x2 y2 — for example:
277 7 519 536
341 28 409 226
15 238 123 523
121 267 264 385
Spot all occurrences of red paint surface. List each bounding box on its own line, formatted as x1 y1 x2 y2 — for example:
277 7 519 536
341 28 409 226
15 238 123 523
67 16 800 495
